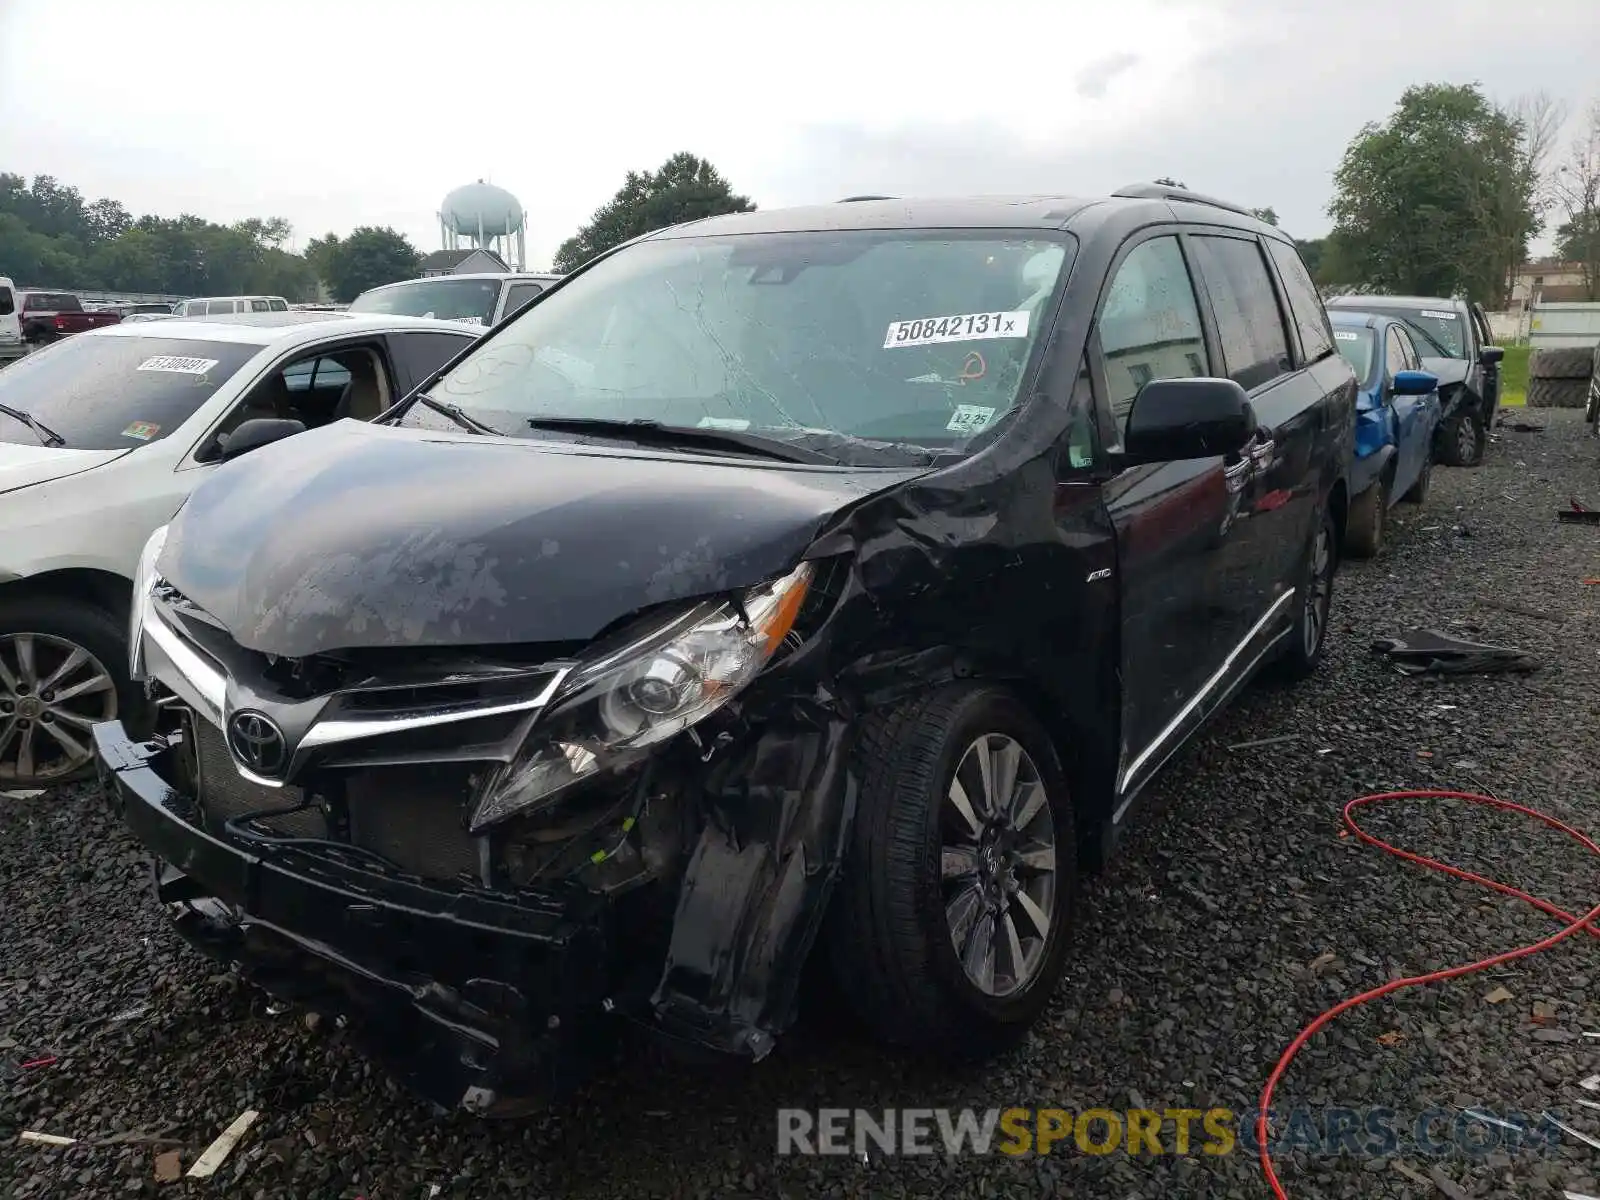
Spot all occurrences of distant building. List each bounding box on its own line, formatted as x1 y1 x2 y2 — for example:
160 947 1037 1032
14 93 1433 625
418 248 511 277
1508 259 1593 306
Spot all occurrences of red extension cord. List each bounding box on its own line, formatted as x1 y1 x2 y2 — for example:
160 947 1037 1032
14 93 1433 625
1259 789 1600 1198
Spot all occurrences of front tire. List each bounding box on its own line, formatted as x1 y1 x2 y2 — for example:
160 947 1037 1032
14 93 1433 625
1344 476 1389 558
827 684 1076 1054
0 597 139 789
1438 409 1486 467
1402 456 1432 504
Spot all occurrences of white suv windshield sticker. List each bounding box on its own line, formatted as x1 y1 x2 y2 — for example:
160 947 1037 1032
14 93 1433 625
1334 331 1359 341
136 356 219 374
1419 310 1458 320
883 311 1030 348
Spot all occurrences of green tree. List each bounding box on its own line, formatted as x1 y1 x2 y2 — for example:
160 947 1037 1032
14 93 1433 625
315 226 420 301
1552 100 1600 300
303 233 342 289
1250 207 1279 226
1294 236 1325 281
1326 83 1539 306
0 171 333 299
554 152 755 273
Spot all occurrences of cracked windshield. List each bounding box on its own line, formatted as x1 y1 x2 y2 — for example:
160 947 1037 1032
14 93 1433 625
420 231 1075 465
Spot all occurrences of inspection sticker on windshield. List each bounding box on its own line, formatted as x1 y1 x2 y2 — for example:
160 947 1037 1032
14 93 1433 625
1334 331 1359 341
121 421 160 441
137 355 218 375
947 405 995 433
884 310 1030 349
1420 310 1458 320
696 416 751 431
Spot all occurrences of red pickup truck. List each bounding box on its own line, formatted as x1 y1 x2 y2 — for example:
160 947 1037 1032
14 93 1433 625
20 291 122 344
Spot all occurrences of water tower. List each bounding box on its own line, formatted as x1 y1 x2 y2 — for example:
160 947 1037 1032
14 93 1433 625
438 180 525 271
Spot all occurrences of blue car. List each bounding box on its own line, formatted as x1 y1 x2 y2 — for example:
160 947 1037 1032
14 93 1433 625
1329 310 1441 557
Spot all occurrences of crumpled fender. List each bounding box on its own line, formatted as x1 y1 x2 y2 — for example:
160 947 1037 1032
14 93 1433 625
642 431 1119 1058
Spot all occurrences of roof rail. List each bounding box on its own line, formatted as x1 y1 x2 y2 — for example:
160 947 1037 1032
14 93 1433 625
837 194 896 202
1111 181 1256 218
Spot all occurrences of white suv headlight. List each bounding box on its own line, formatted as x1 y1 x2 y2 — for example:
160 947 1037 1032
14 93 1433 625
128 523 169 679
467 561 814 833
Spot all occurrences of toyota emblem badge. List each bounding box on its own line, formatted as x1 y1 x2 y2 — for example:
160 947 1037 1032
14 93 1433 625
227 710 287 776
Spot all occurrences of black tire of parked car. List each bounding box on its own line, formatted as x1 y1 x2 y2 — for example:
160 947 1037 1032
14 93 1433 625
825 683 1077 1055
0 596 145 787
1271 506 1338 682
1527 346 1596 381
1525 376 1590 409
1436 409 1487 466
1344 475 1388 559
1402 455 1432 505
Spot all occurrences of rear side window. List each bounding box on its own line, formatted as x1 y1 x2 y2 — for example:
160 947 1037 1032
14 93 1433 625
387 330 477 393
1264 239 1334 363
1098 235 1208 433
1191 236 1292 391
269 298 289 312
251 299 270 312
207 300 238 316
502 282 544 319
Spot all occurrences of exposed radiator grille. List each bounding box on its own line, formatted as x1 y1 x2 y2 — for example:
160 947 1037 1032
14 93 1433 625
345 765 482 884
191 717 326 839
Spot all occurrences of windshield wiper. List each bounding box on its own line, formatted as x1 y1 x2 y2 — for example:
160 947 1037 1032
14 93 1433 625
525 417 840 464
407 393 504 437
0 402 65 447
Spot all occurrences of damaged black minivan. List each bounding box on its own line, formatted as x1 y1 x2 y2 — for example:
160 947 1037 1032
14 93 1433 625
96 184 1356 1114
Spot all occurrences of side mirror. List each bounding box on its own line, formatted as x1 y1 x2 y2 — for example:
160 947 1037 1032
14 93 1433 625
1391 369 1438 396
1124 377 1256 463
1479 346 1505 365
218 417 305 461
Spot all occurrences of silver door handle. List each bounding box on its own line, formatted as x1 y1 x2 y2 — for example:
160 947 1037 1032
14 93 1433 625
1224 458 1251 494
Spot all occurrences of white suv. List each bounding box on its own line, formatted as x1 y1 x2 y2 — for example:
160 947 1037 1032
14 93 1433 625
0 312 481 788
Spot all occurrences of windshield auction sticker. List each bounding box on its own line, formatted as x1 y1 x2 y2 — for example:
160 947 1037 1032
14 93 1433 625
1334 331 1359 341
947 405 996 433
122 421 160 441
1419 310 1458 321
137 356 219 374
884 311 1030 349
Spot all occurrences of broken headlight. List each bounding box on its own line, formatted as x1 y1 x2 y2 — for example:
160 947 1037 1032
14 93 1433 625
467 561 813 833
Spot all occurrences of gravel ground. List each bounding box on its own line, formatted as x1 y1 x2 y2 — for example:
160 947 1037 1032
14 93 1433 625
4 410 1599 1200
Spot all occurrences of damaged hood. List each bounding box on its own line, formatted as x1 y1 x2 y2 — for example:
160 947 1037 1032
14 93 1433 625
159 421 919 657
0 440 130 495
1419 356 1470 389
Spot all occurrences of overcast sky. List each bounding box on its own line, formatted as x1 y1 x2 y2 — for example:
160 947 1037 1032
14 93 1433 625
3 0 1596 267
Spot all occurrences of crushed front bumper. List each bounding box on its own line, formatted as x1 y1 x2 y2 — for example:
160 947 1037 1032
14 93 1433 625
93 719 611 1115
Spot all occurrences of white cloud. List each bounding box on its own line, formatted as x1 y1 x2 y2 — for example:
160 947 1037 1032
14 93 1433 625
2 0 1597 265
